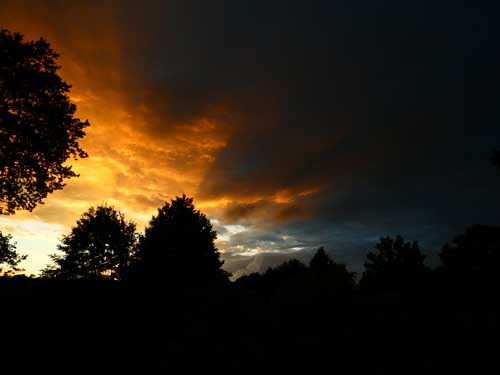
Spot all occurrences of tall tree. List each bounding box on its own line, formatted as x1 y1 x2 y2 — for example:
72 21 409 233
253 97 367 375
0 231 26 275
135 195 228 285
0 29 89 214
42 205 137 280
309 247 334 273
361 235 427 292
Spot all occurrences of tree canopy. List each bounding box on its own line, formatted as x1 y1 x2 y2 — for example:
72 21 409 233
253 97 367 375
309 247 355 291
361 235 427 291
0 231 26 275
134 195 228 285
265 258 308 281
439 225 500 286
0 29 89 215
492 150 500 171
42 205 137 280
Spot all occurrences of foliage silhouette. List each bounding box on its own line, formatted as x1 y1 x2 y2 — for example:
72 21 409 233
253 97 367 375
360 235 427 292
492 150 500 171
439 225 500 288
309 246 335 272
234 271 268 294
236 259 309 295
237 249 355 298
42 205 137 280
265 258 307 279
0 29 89 214
261 258 310 303
309 247 355 293
133 195 229 285
0 231 26 275
2 225 499 374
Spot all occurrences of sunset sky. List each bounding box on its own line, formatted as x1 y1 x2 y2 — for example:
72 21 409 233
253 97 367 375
1 0 499 277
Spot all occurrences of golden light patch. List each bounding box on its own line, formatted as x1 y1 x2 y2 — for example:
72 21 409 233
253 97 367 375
0 3 237 273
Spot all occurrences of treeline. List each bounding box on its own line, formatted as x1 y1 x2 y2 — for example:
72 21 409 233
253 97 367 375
1 28 499 372
1 195 228 284
1 197 498 373
2 194 500 301
236 227 500 302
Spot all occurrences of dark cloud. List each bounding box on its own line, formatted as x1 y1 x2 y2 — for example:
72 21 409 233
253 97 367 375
3 0 500 275
105 0 500 273
194 1 500 276
221 200 307 226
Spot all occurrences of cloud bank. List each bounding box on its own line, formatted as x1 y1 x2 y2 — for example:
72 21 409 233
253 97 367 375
1 1 499 276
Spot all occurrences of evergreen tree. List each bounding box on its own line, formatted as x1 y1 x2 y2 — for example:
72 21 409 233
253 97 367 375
134 195 228 285
309 247 335 272
309 247 355 292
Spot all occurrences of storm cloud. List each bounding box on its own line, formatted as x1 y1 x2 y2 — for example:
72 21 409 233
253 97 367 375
1 0 499 276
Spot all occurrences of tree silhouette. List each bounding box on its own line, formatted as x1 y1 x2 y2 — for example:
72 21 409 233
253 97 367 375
309 247 334 272
439 225 500 288
361 235 427 292
492 150 500 171
0 231 26 275
309 247 355 292
134 195 228 285
0 29 89 214
42 205 137 280
262 258 309 301
234 271 267 294
265 258 308 280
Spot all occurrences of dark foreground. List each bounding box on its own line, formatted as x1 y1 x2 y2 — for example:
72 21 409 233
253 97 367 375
1 278 497 374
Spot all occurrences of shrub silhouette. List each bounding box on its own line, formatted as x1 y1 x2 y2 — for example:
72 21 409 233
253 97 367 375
133 195 229 286
0 29 89 214
0 231 26 275
42 205 137 280
361 235 427 292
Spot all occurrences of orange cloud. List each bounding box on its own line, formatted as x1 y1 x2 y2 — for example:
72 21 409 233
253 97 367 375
0 1 340 275
0 2 237 273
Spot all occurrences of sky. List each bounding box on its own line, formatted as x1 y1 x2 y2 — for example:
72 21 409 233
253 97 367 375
1 0 499 278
